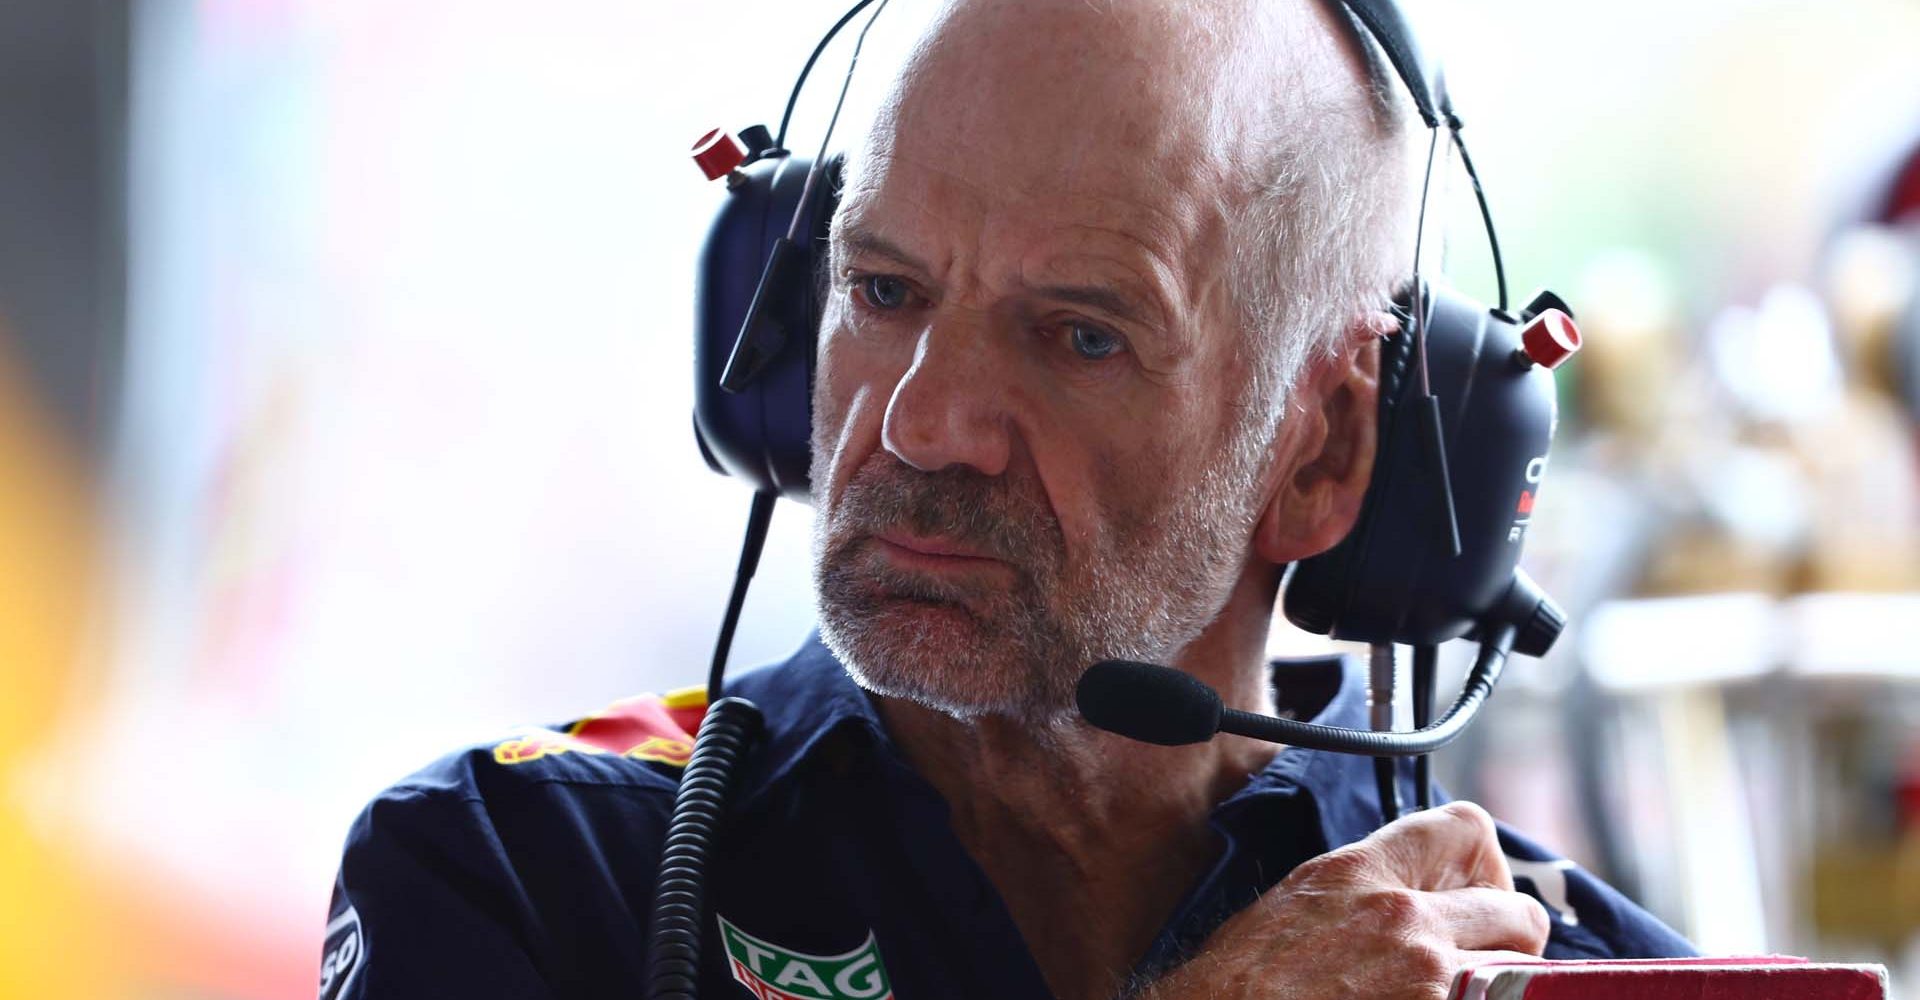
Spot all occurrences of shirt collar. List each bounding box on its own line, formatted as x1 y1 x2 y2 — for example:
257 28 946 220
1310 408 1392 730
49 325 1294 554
725 633 885 802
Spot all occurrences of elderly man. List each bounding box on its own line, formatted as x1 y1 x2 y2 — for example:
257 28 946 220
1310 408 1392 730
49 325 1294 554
321 1 1692 997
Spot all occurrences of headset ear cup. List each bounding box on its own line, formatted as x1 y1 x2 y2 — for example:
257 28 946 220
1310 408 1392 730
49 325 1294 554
1284 285 1562 645
692 154 842 502
1285 310 1414 637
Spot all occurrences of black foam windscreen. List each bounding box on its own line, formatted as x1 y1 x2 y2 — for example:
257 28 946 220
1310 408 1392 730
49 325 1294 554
1075 660 1223 746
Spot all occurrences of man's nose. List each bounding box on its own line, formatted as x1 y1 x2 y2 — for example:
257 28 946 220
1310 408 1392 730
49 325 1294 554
880 319 1013 477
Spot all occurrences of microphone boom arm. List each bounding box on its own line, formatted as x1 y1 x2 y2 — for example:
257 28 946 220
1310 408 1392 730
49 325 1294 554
1218 622 1514 757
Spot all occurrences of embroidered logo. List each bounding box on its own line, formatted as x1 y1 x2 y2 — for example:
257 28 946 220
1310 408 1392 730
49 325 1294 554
1508 855 1581 927
491 687 707 768
717 914 893 1000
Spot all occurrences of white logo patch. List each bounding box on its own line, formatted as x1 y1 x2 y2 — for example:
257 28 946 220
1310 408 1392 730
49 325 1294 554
318 904 364 1000
1508 856 1581 927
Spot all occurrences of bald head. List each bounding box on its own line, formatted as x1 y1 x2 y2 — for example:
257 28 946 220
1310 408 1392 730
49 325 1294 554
873 0 1396 186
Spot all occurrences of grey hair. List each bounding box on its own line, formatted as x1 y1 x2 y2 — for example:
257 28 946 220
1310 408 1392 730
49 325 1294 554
1221 7 1422 462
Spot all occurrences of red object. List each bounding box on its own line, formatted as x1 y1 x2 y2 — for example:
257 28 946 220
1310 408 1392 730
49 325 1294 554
1878 138 1920 224
489 689 708 768
1897 738 1920 831
692 128 748 181
1451 957 1887 1000
1520 309 1582 369
1516 491 1535 515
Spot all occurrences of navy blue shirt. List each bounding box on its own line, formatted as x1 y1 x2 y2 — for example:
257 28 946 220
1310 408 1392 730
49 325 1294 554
321 635 1693 999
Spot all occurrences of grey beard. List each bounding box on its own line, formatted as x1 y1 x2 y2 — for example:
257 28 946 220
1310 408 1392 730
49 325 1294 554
811 447 1264 726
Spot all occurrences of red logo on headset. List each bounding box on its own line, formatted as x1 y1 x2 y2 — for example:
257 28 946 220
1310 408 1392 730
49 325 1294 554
1508 457 1548 543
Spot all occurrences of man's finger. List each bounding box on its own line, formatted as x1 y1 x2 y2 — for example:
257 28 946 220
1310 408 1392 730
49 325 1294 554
1411 947 1551 1000
1426 887 1553 955
1450 949 1557 988
1370 801 1513 892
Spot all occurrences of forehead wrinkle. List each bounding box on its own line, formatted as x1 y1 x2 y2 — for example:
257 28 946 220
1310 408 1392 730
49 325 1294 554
833 150 1001 275
1019 243 1164 318
845 0 1279 354
1015 226 1189 355
834 220 930 276
1043 176 1230 352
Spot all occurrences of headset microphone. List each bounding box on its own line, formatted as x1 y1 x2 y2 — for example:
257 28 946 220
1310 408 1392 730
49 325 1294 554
1076 660 1225 747
1078 569 1565 755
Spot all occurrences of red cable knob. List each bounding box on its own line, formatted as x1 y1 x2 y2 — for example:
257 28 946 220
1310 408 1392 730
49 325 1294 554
692 128 747 182
1519 308 1582 369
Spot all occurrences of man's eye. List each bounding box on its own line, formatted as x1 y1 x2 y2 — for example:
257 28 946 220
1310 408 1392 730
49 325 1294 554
1069 323 1126 361
854 275 913 310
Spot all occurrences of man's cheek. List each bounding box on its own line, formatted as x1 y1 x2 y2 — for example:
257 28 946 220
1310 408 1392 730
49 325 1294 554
811 372 887 512
1084 436 1180 543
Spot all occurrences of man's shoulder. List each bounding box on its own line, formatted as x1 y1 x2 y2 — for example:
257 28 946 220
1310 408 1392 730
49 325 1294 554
335 687 720 916
477 686 711 786
327 687 732 997
357 686 713 826
350 635 850 827
347 637 851 827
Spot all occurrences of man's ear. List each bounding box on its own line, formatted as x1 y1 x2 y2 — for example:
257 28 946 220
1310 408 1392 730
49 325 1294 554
1251 315 1386 565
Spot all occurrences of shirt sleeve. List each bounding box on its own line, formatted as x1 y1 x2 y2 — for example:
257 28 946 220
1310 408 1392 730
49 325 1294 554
321 783 558 1000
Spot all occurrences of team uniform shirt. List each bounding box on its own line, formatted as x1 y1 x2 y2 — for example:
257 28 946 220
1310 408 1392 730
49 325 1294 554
320 635 1694 1000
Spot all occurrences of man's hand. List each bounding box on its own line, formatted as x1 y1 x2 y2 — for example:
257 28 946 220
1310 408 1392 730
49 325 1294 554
1137 801 1551 1000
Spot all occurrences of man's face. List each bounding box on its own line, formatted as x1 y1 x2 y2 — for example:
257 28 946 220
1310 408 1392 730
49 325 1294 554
808 2 1289 723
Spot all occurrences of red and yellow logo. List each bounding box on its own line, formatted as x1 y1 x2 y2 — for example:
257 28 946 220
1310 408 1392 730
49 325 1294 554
492 686 707 768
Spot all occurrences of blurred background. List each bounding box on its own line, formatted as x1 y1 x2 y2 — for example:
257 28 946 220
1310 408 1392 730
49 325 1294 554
2 0 1919 996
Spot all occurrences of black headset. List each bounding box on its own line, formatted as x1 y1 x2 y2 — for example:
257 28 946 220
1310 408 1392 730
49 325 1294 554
689 0 1580 653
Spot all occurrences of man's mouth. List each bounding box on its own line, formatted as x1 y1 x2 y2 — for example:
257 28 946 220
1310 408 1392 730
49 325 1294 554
871 529 1010 574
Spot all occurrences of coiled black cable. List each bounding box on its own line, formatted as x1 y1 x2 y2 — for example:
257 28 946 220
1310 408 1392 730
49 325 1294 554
646 490 778 998
645 696 765 999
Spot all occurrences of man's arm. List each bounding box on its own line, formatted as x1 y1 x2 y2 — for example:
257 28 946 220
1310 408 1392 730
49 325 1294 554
1135 802 1551 1000
322 783 558 1000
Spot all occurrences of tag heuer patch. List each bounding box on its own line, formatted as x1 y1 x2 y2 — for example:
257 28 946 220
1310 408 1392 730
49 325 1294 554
717 914 893 1000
